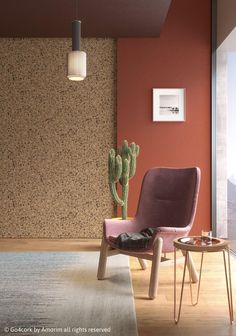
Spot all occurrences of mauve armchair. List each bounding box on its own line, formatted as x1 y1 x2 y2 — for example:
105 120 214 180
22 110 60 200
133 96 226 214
97 167 201 299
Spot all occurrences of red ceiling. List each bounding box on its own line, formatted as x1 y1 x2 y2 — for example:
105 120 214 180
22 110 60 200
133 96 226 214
0 0 172 38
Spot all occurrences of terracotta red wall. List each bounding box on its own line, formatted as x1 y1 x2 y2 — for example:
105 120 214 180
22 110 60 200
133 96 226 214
117 0 211 235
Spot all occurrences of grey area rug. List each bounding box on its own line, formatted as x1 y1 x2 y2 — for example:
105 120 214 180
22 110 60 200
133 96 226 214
0 252 138 336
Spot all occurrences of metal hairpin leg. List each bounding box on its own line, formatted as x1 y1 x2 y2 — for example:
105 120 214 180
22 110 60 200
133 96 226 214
223 248 234 324
174 247 234 324
174 249 202 324
174 248 188 324
189 252 204 306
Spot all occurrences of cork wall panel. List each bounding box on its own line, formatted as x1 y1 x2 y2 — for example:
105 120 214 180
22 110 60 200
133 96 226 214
0 38 116 238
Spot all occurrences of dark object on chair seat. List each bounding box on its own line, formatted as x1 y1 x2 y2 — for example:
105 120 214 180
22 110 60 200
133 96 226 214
110 228 155 250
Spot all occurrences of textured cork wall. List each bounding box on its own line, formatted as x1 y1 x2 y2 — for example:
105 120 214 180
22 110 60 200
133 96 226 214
0 38 116 238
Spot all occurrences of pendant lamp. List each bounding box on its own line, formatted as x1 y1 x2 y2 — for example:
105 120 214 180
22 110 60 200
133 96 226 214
67 20 86 81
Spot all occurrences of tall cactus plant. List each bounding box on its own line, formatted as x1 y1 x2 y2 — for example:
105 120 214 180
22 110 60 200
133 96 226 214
108 140 140 219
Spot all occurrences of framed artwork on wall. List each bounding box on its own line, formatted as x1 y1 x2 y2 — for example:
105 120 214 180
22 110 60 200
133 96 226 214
153 88 185 122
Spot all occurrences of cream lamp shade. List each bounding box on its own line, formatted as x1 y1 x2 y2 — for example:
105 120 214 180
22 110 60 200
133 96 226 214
67 50 86 81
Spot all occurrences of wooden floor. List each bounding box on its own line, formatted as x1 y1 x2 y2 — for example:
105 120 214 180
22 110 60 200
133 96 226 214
0 239 236 336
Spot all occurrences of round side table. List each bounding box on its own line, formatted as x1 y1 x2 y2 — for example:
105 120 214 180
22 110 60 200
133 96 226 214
173 236 234 324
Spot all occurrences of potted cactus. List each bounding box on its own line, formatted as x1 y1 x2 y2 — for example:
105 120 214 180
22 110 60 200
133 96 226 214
108 140 140 219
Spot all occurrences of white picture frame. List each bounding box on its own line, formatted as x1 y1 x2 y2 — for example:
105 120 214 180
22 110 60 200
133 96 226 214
153 88 185 122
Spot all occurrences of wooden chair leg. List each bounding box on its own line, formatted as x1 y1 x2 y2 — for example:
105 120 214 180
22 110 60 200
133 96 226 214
181 250 198 283
138 258 148 270
97 238 109 280
149 237 163 299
